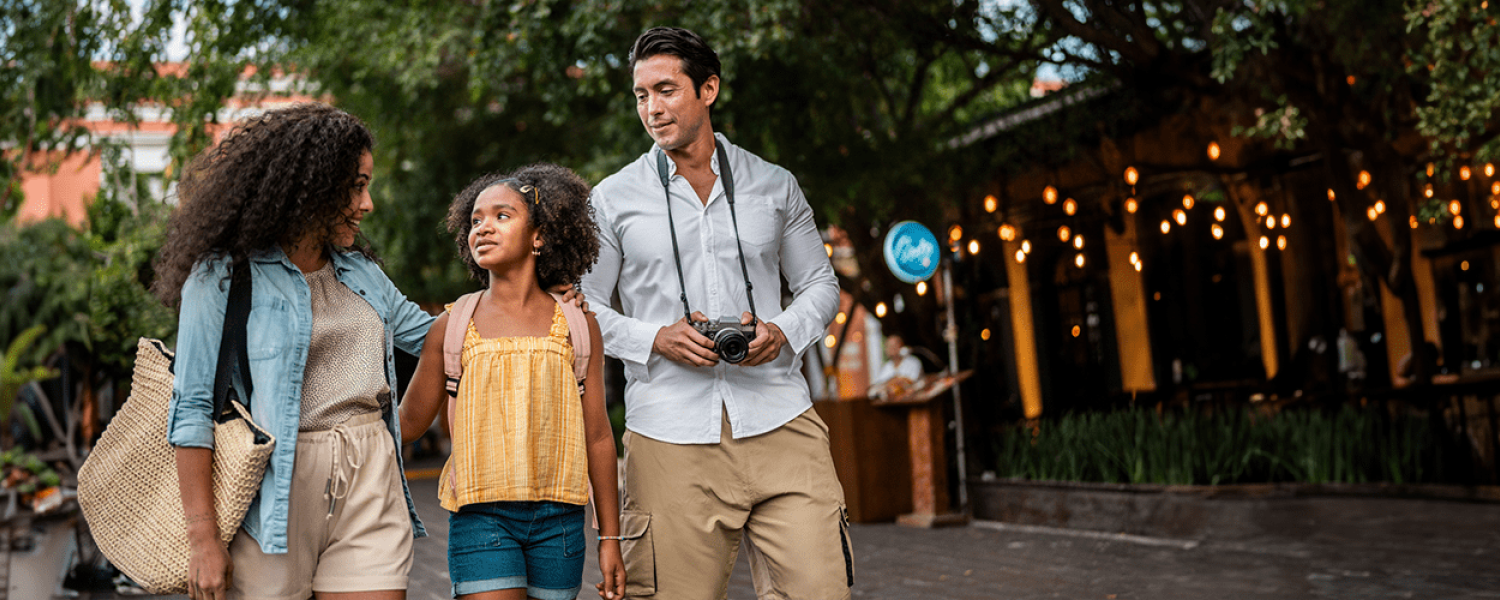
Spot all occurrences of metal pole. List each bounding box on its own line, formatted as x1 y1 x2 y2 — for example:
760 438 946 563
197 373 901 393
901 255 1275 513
941 263 969 510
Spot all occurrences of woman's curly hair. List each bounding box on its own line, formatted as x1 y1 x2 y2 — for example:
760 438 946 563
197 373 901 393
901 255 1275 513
445 163 600 291
152 103 376 306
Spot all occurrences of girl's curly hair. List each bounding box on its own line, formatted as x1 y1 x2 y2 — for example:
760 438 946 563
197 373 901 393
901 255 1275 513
445 163 600 291
152 103 376 306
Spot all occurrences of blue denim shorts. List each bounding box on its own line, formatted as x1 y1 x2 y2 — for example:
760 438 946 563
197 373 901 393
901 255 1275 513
447 501 586 600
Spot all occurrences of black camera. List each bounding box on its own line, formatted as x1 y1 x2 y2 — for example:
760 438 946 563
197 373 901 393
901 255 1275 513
693 318 758 363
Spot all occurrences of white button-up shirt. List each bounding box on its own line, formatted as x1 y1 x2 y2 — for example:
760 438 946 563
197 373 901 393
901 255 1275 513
583 134 840 443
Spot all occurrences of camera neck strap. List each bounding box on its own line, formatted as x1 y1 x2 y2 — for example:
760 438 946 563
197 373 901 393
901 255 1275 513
655 140 758 324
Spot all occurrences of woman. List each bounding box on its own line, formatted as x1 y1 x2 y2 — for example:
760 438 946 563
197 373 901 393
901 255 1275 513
156 103 432 600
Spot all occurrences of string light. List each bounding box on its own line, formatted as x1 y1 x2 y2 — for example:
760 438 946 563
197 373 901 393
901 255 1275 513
1410 215 1419 229
981 328 992 341
1357 170 1372 190
1259 236 1270 249
1044 185 1058 204
1211 223 1225 239
948 224 963 241
1492 181 1500 195
1182 194 1195 210
1375 200 1386 214
1449 200 1463 215
999 224 1017 241
1072 235 1085 249
824 334 837 348
1074 253 1085 268
1129 251 1140 265
1426 162 1435 178
1276 235 1287 250
1063 198 1078 216
1160 220 1171 234
1174 209 1188 226
1071 325 1082 337
824 243 833 257
1461 166 1473 181
1057 225 1072 242
1133 261 1142 272
1124 166 1139 186
1021 240 1032 253
1280 214 1291 228
1494 215 1500 228
984 194 998 213
1266 215 1276 229
1424 184 1434 198
1455 215 1465 229
916 281 928 296
1492 198 1500 210
1214 206 1226 221
1255 202 1269 216
1014 249 1027 263
835 311 847 325
875 302 888 318
1327 188 1337 201
1125 198 1139 213
1487 163 1495 178
968 239 980 255
1367 207 1379 221
1207 142 1221 160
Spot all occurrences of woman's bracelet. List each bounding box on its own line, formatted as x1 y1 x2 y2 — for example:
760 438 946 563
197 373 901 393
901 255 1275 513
597 535 626 541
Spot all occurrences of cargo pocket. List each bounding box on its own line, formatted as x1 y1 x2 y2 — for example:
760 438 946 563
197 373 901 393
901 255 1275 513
838 505 854 587
620 510 656 596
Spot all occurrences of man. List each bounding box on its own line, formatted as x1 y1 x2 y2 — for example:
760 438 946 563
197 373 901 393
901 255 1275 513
581 26 850 600
870 334 924 399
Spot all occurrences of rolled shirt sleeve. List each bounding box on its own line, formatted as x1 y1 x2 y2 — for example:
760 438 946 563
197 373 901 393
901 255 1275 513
167 259 230 449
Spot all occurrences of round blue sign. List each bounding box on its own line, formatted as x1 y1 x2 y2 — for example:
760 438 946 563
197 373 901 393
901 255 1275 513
883 221 940 284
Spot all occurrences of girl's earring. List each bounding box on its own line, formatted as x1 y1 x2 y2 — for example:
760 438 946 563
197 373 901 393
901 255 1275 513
532 245 542 256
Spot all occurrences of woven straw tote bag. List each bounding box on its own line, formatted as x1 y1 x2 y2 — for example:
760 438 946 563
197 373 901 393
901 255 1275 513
78 270 274 594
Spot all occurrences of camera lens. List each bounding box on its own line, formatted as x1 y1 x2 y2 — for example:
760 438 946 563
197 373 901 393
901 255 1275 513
715 329 750 363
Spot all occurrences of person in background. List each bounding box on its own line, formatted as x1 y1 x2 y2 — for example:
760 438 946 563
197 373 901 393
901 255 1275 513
870 334 924 399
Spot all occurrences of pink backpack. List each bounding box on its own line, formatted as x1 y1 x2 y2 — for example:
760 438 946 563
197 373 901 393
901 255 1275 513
438 291 596 514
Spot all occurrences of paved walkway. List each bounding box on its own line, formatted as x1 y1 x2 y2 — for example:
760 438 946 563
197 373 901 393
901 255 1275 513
82 475 1500 599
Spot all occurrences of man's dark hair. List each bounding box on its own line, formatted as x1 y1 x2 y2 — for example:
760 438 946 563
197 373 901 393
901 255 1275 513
629 27 721 98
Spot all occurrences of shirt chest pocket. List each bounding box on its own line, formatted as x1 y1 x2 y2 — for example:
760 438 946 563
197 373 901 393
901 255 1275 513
728 194 781 250
246 297 294 361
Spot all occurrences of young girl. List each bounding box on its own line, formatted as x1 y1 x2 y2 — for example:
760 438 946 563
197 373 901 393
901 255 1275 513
400 164 625 600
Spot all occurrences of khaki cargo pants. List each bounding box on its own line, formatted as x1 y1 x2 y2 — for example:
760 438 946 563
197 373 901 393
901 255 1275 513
618 408 853 600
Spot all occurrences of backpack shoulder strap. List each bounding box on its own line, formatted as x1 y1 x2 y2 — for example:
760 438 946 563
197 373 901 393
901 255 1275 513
443 291 484 398
549 292 590 387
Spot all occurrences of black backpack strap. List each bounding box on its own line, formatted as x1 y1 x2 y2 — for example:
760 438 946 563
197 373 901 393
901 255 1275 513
212 262 254 422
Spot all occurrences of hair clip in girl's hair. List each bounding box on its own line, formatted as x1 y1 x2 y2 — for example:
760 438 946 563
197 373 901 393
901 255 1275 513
518 184 540 205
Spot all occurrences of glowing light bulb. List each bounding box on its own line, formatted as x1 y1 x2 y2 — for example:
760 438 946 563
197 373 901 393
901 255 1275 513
1367 207 1379 221
949 224 963 241
1255 202 1269 216
1183 194 1195 210
1276 235 1287 250
1021 240 1032 253
1211 223 1225 239
1133 261 1142 272
1174 209 1187 226
1124 166 1139 186
968 239 980 255
1129 251 1139 265
916 281 928 296
875 302 888 318
1425 184 1434 198
984 194 998 213
1487 163 1495 178
1057 225 1072 242
999 224 1016 241
1125 198 1139 213
1327 188 1336 201
1494 215 1500 228
1071 325 1082 337
1266 216 1276 229
1449 200 1462 215
981 328 991 341
1357 170 1372 190
1214 206 1226 222
824 243 833 257
1207 142 1221 161
1043 185 1058 204
1072 235 1084 249
1074 253 1085 268
1280 214 1291 228
824 334 837 348
1375 200 1386 214
1259 236 1270 249
1427 163 1435 177
1461 166 1473 181
835 312 847 325
1455 215 1465 229
1410 216 1419 229
1063 198 1077 216
1015 249 1027 263
1160 220 1171 234
1492 181 1499 195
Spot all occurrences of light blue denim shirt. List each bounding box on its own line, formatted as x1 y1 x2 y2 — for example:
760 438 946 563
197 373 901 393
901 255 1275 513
166 248 435 554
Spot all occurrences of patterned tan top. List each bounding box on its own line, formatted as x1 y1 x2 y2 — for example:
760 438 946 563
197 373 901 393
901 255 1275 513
298 261 389 431
439 302 587 511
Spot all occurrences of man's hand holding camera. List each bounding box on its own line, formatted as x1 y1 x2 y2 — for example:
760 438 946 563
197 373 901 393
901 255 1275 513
653 311 786 367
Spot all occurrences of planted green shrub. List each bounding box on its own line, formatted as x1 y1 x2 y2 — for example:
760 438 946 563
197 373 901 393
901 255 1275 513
994 405 1449 485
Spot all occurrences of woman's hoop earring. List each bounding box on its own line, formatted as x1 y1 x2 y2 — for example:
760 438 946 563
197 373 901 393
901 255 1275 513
532 246 542 256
